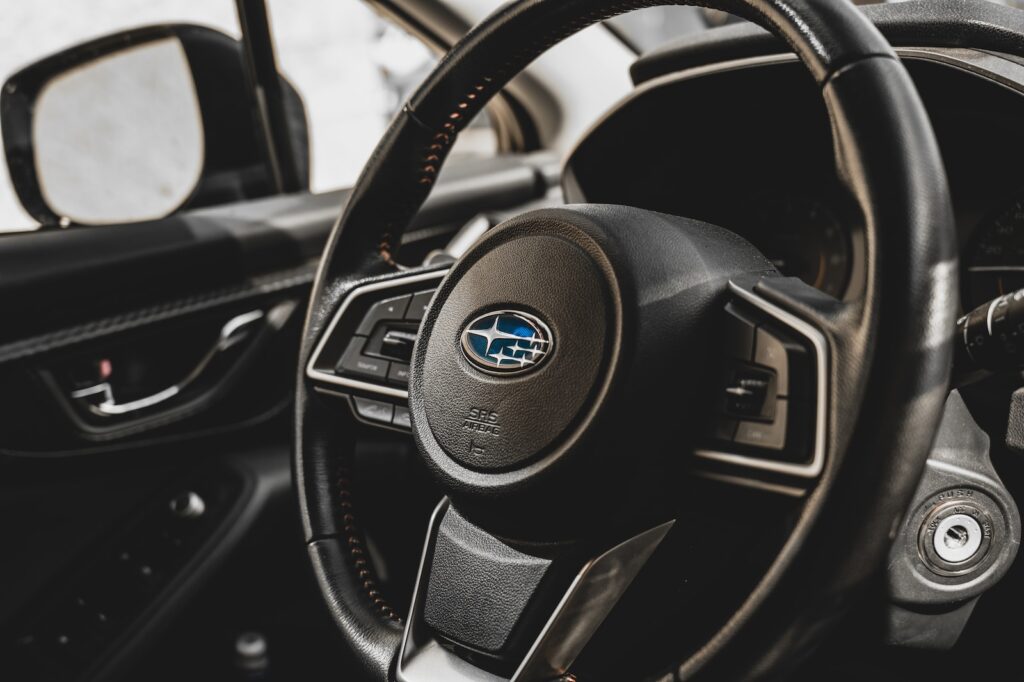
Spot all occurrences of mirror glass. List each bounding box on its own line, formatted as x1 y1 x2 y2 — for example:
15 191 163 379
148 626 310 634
32 37 204 225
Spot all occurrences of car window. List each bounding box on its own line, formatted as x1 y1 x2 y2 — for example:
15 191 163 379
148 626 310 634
265 0 497 195
0 0 498 232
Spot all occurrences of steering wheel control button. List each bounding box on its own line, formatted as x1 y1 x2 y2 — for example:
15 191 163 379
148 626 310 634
702 297 820 467
362 322 420 361
405 289 437 321
724 365 777 420
353 397 394 425
336 338 389 380
380 328 419 362
919 500 994 576
392 405 411 429
755 323 812 399
735 399 788 450
355 294 411 336
307 271 445 395
755 327 790 395
388 363 411 386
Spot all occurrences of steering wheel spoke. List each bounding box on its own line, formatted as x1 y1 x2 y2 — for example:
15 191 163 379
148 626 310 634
397 500 674 682
691 277 833 495
305 267 448 432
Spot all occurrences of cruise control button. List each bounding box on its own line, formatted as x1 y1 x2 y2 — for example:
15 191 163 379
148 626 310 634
381 329 418 362
336 338 389 380
754 327 788 395
755 324 813 399
353 397 394 424
723 364 776 420
405 289 436 322
392 405 411 429
388 363 410 386
356 294 411 335
735 399 788 450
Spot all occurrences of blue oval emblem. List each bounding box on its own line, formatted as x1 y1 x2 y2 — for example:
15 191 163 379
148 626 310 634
460 310 553 375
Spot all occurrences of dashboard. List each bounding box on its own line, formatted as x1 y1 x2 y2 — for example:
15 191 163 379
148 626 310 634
563 50 1024 312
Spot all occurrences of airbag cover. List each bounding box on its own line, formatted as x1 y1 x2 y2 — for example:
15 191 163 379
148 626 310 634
420 224 611 472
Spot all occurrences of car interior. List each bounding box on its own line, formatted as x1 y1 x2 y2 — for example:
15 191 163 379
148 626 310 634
5 0 1024 680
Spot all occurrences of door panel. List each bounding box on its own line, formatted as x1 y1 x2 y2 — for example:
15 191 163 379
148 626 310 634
0 154 555 456
0 153 560 681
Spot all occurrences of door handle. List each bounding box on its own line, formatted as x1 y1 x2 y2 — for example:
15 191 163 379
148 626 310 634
68 307 280 417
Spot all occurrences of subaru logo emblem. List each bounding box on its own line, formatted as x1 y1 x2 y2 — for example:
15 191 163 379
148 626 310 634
460 310 553 375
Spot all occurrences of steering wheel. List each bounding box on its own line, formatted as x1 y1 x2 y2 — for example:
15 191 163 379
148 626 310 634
295 1 957 679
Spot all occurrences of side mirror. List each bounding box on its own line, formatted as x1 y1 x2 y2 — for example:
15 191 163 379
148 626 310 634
1 24 309 228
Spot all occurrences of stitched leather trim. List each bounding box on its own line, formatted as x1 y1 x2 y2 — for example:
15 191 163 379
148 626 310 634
337 462 402 623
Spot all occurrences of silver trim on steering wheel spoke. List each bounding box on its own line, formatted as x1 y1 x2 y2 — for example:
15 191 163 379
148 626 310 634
396 500 674 682
694 281 829 481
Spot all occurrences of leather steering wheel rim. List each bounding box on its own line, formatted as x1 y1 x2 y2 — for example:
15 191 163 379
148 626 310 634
295 1 958 679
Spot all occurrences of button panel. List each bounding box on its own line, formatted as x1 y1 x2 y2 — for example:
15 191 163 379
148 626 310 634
5 475 242 681
306 270 448 433
703 298 818 468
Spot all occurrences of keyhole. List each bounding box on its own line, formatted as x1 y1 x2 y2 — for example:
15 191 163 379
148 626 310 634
943 524 970 550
